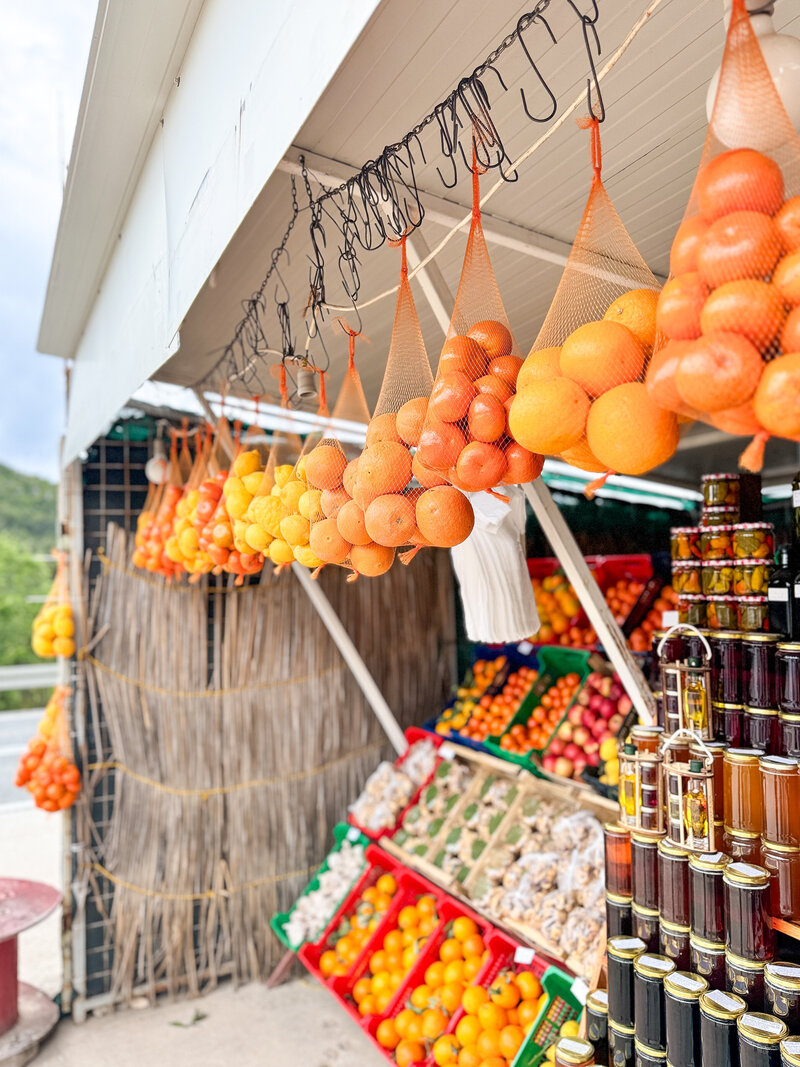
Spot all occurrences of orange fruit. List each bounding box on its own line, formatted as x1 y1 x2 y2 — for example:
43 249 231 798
377 1019 400 1050
358 442 413 496
426 961 447 989
644 340 693 413
412 451 448 488
422 1008 450 1040
477 1058 507 1067
396 1009 416 1038
365 494 417 547
559 434 606 474
320 487 351 520
656 273 708 340
508 377 590 455
376 873 397 897
559 319 645 395
309 517 351 565
488 354 523 385
406 1014 425 1042
366 412 401 446
478 1003 508 1031
476 1029 503 1060
417 421 468 471
440 335 489 378
452 917 479 943
462 986 490 1016
430 371 478 423
516 972 542 1002
502 442 544 484
455 442 507 491
586 382 679 475
499 1025 525 1059
462 956 483 983
709 400 764 436
343 458 360 497
433 1035 462 1067
468 393 506 443
353 976 373 1003
670 215 709 274
372 971 393 996
603 288 659 351
695 149 784 222
696 210 782 287
782 306 800 352
384 929 404 955
443 960 466 986
518 999 540 1031
460 933 486 959
370 950 388 975
304 444 348 490
441 982 465 1015
674 332 762 413
416 486 474 548
320 950 338 977
458 1046 482 1067
753 353 800 438
411 984 433 1010
516 346 561 390
468 320 513 358
359 994 377 1016
440 938 463 963
456 1015 483 1048
776 196 800 252
772 251 800 307
700 279 786 349
397 905 419 931
396 1039 427 1067
396 397 429 447
349 541 395 577
489 973 521 1009
419 915 438 936
473 373 513 404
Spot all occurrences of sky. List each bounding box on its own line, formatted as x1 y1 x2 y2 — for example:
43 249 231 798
0 0 96 483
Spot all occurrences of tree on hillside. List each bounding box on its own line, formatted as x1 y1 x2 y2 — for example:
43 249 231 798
0 533 54 710
0 464 57 555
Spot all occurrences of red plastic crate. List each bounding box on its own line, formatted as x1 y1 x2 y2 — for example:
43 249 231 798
348 727 443 841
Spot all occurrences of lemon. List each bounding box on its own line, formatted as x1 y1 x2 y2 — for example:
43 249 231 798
559 1020 580 1039
164 537 184 563
280 514 310 547
294 456 308 485
280 479 306 513
35 622 55 641
260 499 288 538
233 449 261 478
269 539 295 565
242 471 265 495
299 489 324 521
545 1047 556 1063
225 489 252 519
599 737 618 763
245 524 270 553
293 544 322 568
223 476 245 497
32 635 54 658
270 484 282 497
273 463 294 489
54 616 75 638
604 757 620 786
178 527 199 557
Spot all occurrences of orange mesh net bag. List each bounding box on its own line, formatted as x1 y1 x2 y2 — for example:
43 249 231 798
652 0 800 471
416 161 544 495
508 118 676 489
348 238 475 564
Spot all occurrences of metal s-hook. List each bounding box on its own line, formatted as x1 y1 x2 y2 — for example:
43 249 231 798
433 99 461 189
517 11 558 123
567 0 605 122
272 249 291 306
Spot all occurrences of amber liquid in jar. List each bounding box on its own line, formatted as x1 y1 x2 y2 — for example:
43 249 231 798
723 826 762 865
761 841 800 922
717 702 745 747
605 823 632 897
689 851 730 944
760 755 800 847
723 749 764 834
723 862 775 961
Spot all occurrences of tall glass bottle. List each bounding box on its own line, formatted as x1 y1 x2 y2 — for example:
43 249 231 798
684 658 709 733
684 759 709 849
770 545 794 639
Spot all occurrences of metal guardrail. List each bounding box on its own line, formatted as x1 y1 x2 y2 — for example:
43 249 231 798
0 663 60 692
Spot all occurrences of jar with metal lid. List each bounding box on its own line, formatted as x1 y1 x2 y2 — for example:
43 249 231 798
631 833 659 912
712 632 743 706
585 988 609 1066
634 953 676 1053
708 595 738 631
717 702 746 747
671 527 701 562
739 596 770 634
745 634 780 709
701 525 734 563
724 749 764 834
704 560 736 595
679 594 708 627
737 1011 788 1067
727 951 767 1010
607 892 634 938
672 561 701 595
633 904 660 953
703 510 739 534
781 1037 800 1066
554 1037 595 1066
779 712 800 758
605 823 632 897
631 725 664 755
733 523 775 561
760 755 800 846
777 644 800 714
633 1040 665 1065
724 862 775 961
761 841 800 922
765 962 800 1033
691 935 727 989
724 826 762 865
686 629 713 661
736 559 774 597
656 840 689 928
700 988 747 1067
689 851 730 944
609 1021 635 1067
659 918 691 970
703 473 741 509
745 707 779 753
607 936 647 1030
664 971 708 1067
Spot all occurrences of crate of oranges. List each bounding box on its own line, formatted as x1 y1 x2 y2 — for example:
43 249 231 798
299 848 400 982
427 652 511 751
483 648 590 772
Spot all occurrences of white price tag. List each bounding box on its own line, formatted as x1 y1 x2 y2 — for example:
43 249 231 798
440 743 456 760
769 588 789 602
793 489 800 507
571 977 590 1005
795 584 800 598
513 946 535 965
347 826 361 842
662 611 680 628
517 640 534 655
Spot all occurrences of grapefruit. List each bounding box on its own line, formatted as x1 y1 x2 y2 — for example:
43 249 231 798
586 382 679 475
559 320 645 395
508 377 590 455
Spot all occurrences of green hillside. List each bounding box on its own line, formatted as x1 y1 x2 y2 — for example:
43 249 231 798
0 464 57 554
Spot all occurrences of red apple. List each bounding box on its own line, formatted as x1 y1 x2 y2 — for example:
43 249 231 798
591 719 608 739
584 739 599 755
599 730 615 744
589 693 604 712
573 726 590 747
567 707 583 726
581 708 597 730
600 698 617 719
586 751 601 767
563 742 581 762
573 756 588 777
548 738 565 757
543 754 558 772
557 722 573 742
554 757 574 778
609 713 624 732
618 695 633 716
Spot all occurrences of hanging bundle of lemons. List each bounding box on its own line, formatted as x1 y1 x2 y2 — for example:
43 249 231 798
32 554 76 659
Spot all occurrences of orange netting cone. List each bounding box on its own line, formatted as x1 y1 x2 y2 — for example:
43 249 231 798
31 552 75 659
508 118 675 491
416 157 544 496
651 0 800 471
14 686 82 812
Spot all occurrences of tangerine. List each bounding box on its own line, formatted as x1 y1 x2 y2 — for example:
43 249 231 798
478 1003 508 1031
376 1019 400 1050
670 215 709 274
456 1016 482 1049
488 354 523 385
489 973 521 1009
468 393 506 442
515 972 542 1002
358 442 413 495
498 1025 525 1059
336 499 371 546
508 377 590 455
304 445 347 490
417 421 467 470
433 1035 461 1067
440 335 489 378
472 374 513 404
320 488 350 519
343 458 360 497
586 382 679 474
457 1047 481 1067
656 273 708 340
452 916 479 942
602 288 659 351
502 442 544 484
456 442 507 491
349 542 395 577
696 210 782 287
468 320 513 358
396 1009 416 1038
422 1008 450 1040
412 451 449 488
709 400 764 436
416 486 475 548
462 986 490 1015
645 339 693 413
476 1029 503 1060
517 999 540 1031
366 412 401 445
441 982 465 1015
516 346 561 390
396 397 429 446
309 518 351 564
674 331 762 412
700 279 786 349
776 196 800 252
772 251 800 306
365 494 417 547
396 1039 427 1067
695 149 784 222
781 306 800 351
753 353 800 438
559 319 645 395
430 371 477 423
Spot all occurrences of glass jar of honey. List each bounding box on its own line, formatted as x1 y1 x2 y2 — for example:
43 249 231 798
723 826 762 865
723 862 775 961
724 749 764 834
585 988 609 1066
779 713 800 758
664 972 708 1067
703 473 741 509
679 594 708 628
765 962 800 1033
605 822 632 897
736 1012 787 1067
708 595 738 632
607 936 647 1030
691 935 727 990
689 851 730 944
631 833 660 912
726 951 767 1010
609 1021 635 1067
777 644 800 714
745 708 780 754
717 702 745 747
631 725 664 755
745 634 780 709
607 892 633 938
659 918 691 970
554 1037 595 1066
761 841 800 922
738 596 770 634
671 526 701 562
733 523 775 561
760 756 800 847
700 989 747 1067
658 840 689 927
701 522 737 556
634 904 661 953
634 953 676 1053
780 1037 800 1066
712 632 743 706
673 561 702 595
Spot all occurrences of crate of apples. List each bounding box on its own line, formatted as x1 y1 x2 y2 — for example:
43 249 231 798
457 666 540 744
541 670 631 781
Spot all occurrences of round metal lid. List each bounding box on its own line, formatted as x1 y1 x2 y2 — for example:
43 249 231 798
765 961 800 991
634 953 677 980
688 851 730 872
607 935 647 961
585 988 608 1014
553 1037 595 1064
723 861 770 887
664 971 709 1000
737 1012 788 1045
700 988 747 1021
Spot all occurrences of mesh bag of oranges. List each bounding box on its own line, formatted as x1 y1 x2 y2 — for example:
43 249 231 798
31 552 75 659
649 0 800 470
508 118 676 488
416 158 544 497
133 428 189 579
14 686 82 811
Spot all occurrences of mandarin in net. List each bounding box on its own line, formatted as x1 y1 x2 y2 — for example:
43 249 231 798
320 488 350 519
343 458 359 497
429 371 477 422
508 377 590 455
674 331 762 412
417 422 467 470
309 518 351 565
365 494 417 547
412 451 448 488
559 434 606 473
440 335 488 378
358 442 413 495
336 499 371 545
488 354 523 385
587 382 679 474
468 320 512 358
709 399 764 436
753 353 800 438
645 339 693 413
700 279 786 349
396 397 429 446
468 393 506 443
502 442 543 484
670 215 709 274
602 288 659 351
781 306 800 351
473 373 512 404
516 346 561 391
656 273 708 340
696 210 782 288
416 486 474 547
695 148 785 222
559 319 645 396
366 412 401 445
776 196 800 252
456 441 507 491
349 542 396 577
772 251 800 307
304 444 347 490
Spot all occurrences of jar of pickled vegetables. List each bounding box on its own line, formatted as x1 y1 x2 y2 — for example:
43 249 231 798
703 473 741 508
704 561 736 596
679 594 707 627
745 635 780 710
735 559 774 597
673 562 702 595
702 506 740 528
701 525 736 561
707 596 737 631
671 526 701 562
739 597 770 634
777 644 800 714
733 523 775 561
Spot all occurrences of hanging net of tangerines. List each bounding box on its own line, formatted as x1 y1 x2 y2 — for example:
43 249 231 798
508 118 673 489
651 0 800 470
416 157 544 495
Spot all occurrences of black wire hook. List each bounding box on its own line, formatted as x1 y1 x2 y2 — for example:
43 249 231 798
567 0 605 122
517 11 558 123
433 98 461 189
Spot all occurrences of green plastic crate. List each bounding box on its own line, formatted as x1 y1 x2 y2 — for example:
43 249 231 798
511 966 583 1067
269 823 368 950
483 647 591 773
